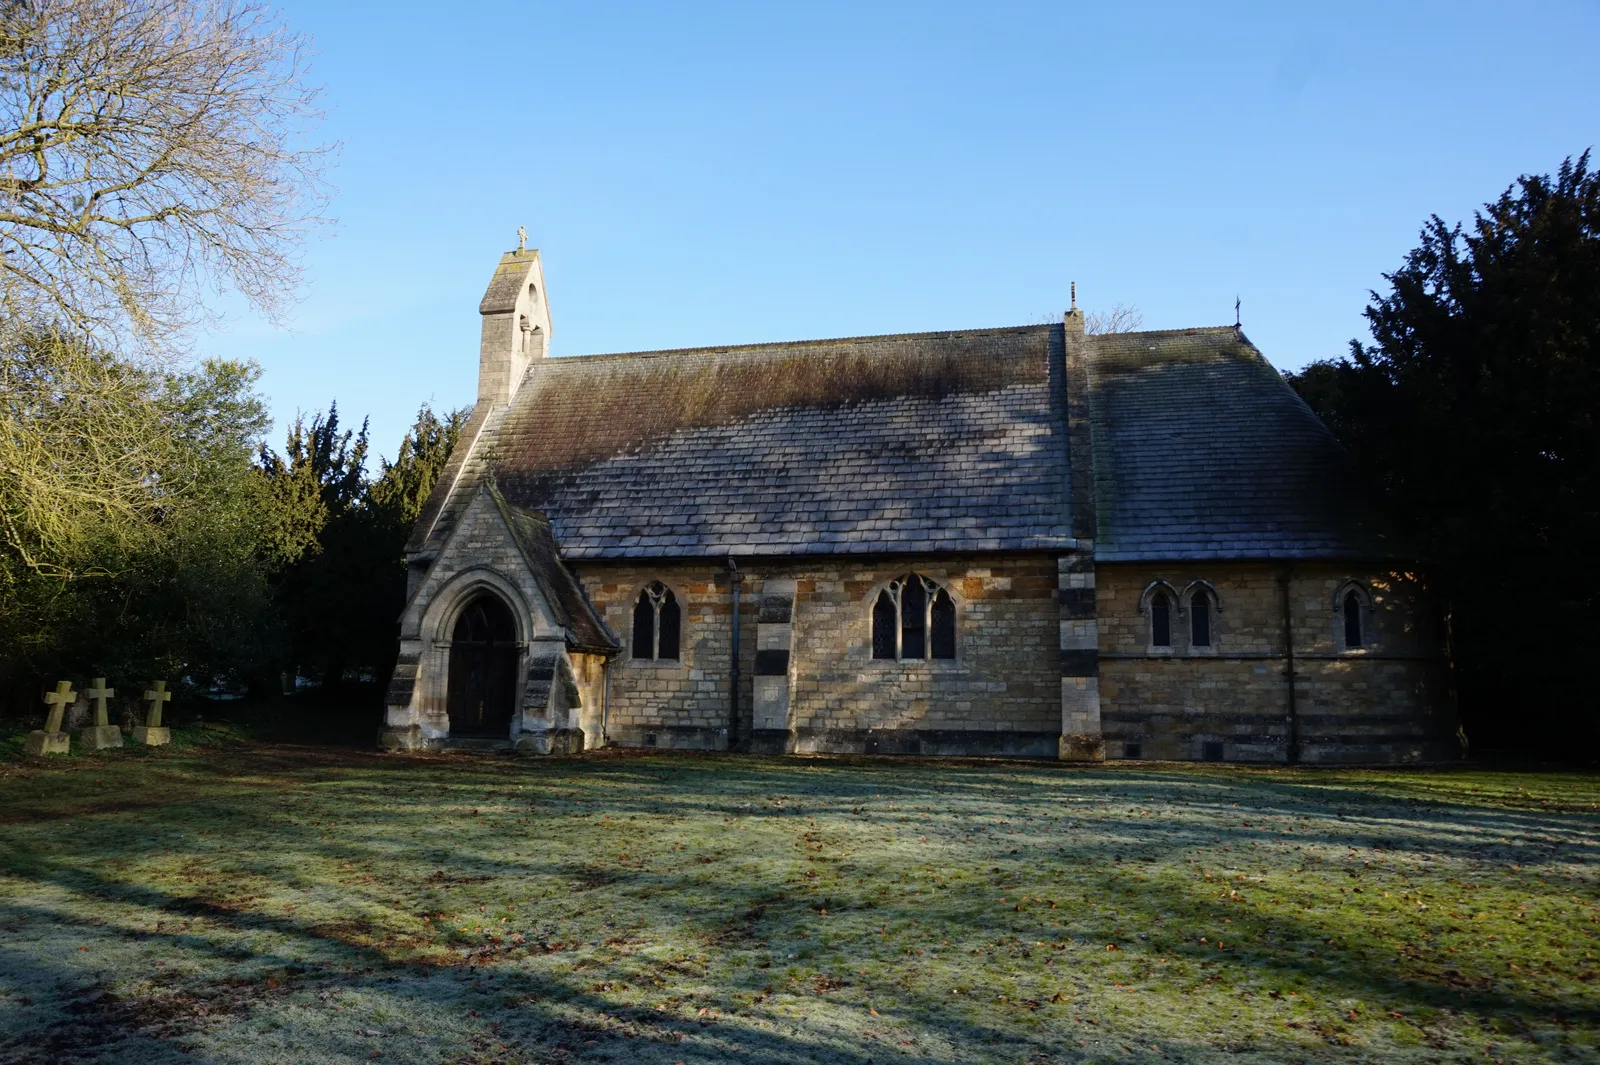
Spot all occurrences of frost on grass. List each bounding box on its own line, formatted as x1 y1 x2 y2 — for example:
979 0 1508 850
0 748 1596 1064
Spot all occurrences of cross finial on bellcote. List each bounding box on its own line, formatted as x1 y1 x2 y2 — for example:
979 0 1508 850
517 225 527 253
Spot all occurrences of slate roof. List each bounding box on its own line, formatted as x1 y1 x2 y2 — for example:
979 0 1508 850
1086 327 1394 561
411 321 1401 565
420 326 1077 559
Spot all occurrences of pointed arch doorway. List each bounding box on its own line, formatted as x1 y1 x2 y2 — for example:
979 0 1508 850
447 594 519 736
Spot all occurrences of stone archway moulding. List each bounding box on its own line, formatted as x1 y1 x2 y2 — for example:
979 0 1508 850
408 566 539 742
421 566 535 647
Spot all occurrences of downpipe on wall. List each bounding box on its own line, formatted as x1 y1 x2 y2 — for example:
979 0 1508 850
1278 567 1301 764
600 658 611 748
728 557 743 752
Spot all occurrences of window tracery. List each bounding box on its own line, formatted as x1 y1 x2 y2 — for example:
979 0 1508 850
872 574 955 661
631 581 680 661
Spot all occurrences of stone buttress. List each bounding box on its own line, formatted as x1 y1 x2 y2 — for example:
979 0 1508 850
749 577 796 754
1057 304 1105 760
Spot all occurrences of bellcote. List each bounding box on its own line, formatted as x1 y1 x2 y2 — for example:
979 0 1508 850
478 248 551 405
1063 280 1085 335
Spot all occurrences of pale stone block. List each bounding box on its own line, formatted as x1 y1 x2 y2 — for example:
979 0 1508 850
378 725 423 750
515 732 553 755
757 626 792 650
78 724 124 750
1059 618 1098 649
26 731 69 757
131 726 171 746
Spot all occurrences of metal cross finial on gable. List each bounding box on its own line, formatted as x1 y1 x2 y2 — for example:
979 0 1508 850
1235 296 1241 327
143 680 172 729
42 680 75 733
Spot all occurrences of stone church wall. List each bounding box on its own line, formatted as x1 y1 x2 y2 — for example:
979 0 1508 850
577 563 749 750
575 554 1061 755
1095 562 1456 763
780 554 1060 756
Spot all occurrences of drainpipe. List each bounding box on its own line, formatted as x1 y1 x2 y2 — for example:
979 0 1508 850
1278 568 1301 764
600 658 611 748
728 558 743 752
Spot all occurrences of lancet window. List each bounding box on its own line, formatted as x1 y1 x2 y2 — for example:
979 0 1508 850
1150 589 1173 648
1189 587 1214 648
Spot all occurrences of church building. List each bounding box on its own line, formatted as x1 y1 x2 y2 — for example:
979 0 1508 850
380 247 1457 763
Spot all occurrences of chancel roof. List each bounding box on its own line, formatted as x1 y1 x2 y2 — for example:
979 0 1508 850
1086 328 1395 561
410 321 1400 564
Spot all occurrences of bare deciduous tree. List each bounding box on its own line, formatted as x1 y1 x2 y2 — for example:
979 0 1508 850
1085 303 1144 335
0 0 332 351
0 329 169 578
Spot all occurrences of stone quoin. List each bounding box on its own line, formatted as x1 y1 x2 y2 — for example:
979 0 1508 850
380 247 1455 763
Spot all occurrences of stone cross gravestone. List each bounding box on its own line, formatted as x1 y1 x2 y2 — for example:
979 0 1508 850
78 677 124 750
26 680 74 756
133 680 172 746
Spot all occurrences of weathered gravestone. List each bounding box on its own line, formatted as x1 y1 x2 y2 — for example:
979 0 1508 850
133 680 172 746
63 690 90 732
25 681 74 756
78 677 124 750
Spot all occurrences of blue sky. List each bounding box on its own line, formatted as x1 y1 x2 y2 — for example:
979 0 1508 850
224 1 1600 461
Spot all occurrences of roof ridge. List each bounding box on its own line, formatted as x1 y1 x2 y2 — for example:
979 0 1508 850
1091 324 1242 340
548 322 1057 364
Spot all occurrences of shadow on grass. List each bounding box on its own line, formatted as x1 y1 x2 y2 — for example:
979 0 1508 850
1 748 1597 1063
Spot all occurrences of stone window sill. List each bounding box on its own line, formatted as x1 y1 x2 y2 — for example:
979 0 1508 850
622 658 692 670
861 658 967 672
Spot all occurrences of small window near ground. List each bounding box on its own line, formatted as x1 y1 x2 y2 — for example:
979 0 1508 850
1202 740 1224 762
631 581 681 661
1124 741 1142 760
1343 589 1364 649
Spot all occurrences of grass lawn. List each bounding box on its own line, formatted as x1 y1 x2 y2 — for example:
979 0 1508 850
0 741 1596 1064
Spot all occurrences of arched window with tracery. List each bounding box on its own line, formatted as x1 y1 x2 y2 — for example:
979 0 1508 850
631 581 680 661
1189 587 1214 648
871 574 955 661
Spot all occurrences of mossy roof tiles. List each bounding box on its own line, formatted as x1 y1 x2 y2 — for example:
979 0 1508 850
485 325 1075 559
412 322 1401 563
